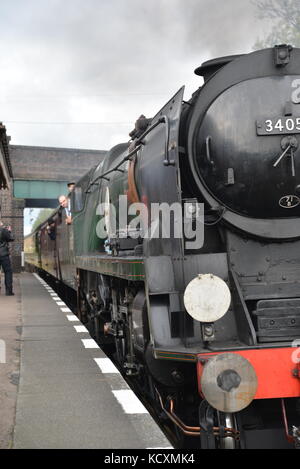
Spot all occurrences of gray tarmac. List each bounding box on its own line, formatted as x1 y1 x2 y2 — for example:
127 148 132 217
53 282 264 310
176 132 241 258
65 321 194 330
10 272 172 449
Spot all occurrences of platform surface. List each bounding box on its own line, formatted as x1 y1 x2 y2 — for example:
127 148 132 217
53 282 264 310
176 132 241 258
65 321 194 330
0 274 21 449
13 273 172 449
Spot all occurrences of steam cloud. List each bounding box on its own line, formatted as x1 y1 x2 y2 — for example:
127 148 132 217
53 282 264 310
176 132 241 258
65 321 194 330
0 0 270 149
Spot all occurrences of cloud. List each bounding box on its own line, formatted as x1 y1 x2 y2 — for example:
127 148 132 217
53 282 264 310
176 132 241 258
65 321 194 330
0 0 271 149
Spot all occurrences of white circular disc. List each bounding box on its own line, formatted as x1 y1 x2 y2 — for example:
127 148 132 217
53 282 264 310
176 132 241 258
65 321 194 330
183 274 231 322
201 353 258 413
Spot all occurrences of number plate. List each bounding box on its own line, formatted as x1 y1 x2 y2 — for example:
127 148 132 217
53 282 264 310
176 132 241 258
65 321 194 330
256 116 300 135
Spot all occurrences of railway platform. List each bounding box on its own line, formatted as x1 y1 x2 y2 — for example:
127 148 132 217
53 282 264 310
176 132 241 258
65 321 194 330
0 272 172 449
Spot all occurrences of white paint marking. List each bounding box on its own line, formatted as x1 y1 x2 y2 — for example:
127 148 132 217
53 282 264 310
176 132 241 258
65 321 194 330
147 447 174 450
74 325 88 333
52 296 61 301
81 339 99 349
94 358 120 374
67 315 79 322
112 390 148 414
49 293 57 296
56 301 66 306
61 307 72 313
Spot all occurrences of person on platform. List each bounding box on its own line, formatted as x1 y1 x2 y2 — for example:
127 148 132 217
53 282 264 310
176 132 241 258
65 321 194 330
0 221 14 296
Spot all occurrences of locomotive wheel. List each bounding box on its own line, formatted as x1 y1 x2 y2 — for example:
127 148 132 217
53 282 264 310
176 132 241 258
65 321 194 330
76 287 89 323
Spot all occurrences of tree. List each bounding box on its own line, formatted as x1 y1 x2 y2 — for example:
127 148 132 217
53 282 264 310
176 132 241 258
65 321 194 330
253 0 300 49
31 209 54 232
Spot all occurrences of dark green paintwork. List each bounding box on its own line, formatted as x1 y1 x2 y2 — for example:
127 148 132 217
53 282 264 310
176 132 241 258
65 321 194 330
76 254 145 280
71 147 132 256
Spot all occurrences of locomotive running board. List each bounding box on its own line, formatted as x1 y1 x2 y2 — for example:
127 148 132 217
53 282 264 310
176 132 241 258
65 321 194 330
76 254 145 280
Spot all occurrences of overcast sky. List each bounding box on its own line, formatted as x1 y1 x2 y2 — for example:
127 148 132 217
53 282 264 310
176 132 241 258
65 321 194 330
0 0 272 151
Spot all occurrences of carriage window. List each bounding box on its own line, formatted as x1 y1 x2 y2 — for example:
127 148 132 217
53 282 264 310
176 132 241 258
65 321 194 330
74 186 84 212
35 232 41 251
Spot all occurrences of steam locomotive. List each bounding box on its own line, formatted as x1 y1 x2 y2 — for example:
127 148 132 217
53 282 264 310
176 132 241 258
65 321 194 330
25 45 300 449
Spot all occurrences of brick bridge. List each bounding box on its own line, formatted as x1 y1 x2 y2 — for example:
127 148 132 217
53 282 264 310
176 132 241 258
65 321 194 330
0 140 106 272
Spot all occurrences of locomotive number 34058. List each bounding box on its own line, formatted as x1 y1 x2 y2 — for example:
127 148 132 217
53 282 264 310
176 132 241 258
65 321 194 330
256 79 300 135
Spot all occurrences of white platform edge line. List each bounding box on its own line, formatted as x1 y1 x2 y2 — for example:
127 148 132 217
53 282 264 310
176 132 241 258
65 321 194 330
74 325 88 333
94 358 120 374
81 339 100 349
67 315 80 322
112 390 149 414
147 447 174 449
61 307 72 313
